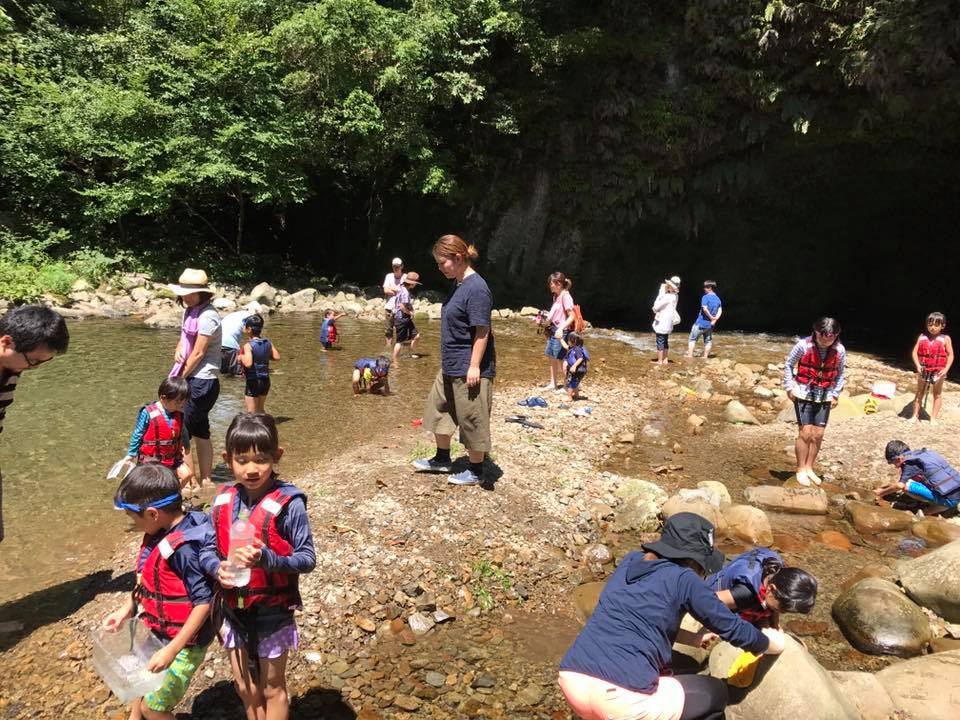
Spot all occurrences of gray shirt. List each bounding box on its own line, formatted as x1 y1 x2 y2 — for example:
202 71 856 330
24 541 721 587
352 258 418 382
189 305 222 380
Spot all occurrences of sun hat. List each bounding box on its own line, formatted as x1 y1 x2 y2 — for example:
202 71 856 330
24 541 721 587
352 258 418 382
641 512 724 575
392 257 403 267
168 268 211 296
403 271 421 286
664 275 681 292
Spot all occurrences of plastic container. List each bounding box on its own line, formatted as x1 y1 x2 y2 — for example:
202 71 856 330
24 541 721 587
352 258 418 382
106 457 135 481
227 512 255 587
871 381 896 399
91 619 165 703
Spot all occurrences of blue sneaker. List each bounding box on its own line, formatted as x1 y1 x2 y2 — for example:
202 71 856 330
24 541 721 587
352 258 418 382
447 468 482 486
411 457 453 473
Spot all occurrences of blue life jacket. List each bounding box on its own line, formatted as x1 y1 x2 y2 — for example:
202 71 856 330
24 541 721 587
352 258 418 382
355 357 378 372
246 338 273 379
900 449 960 498
567 346 589 374
706 548 782 596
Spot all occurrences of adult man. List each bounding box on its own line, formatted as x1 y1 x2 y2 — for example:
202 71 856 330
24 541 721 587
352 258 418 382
219 302 263 376
383 257 406 347
0 304 69 541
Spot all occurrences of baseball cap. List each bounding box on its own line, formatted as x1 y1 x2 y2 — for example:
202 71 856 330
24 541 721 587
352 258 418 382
392 257 403 267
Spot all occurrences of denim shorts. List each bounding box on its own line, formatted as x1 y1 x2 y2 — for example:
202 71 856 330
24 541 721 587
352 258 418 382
655 333 670 351
184 377 220 439
545 334 567 360
689 324 713 345
794 399 831 427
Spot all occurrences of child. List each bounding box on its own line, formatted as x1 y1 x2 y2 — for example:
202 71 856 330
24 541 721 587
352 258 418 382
910 312 954 423
783 316 846 486
352 355 391 396
103 465 214 720
706 548 817 629
561 331 589 400
687 280 722 358
392 272 422 362
240 315 280 413
200 413 315 720
319 309 346 352
651 276 680 365
126 377 195 490
875 440 960 514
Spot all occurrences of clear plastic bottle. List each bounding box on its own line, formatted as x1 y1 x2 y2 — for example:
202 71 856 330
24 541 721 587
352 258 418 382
226 511 255 587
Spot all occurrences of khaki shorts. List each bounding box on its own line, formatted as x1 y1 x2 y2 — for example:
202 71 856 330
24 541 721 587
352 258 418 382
423 371 494 452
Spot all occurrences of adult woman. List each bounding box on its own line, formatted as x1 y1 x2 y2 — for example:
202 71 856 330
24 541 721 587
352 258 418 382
558 513 785 720
652 276 681 365
411 235 496 488
543 272 576 389
169 268 222 490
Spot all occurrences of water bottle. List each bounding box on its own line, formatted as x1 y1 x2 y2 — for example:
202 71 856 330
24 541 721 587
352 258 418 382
226 511 255 587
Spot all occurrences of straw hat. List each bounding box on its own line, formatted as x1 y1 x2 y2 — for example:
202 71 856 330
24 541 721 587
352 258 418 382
664 275 681 292
169 268 212 296
403 271 421 286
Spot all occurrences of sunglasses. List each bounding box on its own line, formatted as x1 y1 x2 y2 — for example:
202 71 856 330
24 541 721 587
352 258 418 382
114 493 181 514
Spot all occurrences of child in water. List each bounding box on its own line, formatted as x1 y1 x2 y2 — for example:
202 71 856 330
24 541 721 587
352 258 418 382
561 331 589 400
240 315 280 413
200 413 315 720
103 464 214 720
319 309 346 352
352 355 391 396
910 312 953 423
392 272 422 363
126 376 195 490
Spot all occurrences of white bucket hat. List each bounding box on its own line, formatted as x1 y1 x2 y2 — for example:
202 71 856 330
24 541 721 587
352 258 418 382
664 275 681 292
168 268 212 296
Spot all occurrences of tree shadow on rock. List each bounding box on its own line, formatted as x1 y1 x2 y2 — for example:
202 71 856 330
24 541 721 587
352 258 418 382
189 682 357 719
0 569 134 652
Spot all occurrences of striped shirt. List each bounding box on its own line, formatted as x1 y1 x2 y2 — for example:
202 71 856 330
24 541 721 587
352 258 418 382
0 368 20 541
783 338 846 403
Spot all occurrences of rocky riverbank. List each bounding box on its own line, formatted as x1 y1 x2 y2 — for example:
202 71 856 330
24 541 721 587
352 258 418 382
1 334 960 718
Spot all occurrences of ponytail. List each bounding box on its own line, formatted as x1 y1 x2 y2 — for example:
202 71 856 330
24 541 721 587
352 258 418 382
548 272 573 294
433 234 478 266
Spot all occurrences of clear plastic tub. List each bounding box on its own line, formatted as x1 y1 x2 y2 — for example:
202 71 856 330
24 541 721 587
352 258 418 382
91 619 166 703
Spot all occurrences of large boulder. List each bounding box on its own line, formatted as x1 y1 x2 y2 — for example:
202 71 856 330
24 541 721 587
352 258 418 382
612 478 668 532
249 281 278 305
875 650 960 719
831 578 932 657
143 307 182 329
280 288 318 311
723 505 774 546
697 481 732 508
724 400 760 425
843 501 915 534
742 485 828 515
911 517 960 548
661 494 726 533
829 672 897 720
897 539 960 622
708 635 858 720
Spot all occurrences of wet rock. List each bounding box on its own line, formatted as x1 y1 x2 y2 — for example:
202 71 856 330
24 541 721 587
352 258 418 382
661 494 726 533
897 536 927 558
724 400 760 425
785 619 829 637
912 517 960 548
931 636 960 653
743 485 829 515
831 577 931 657
898 539 960 622
572 581 606 622
723 505 773 546
696 481 731 508
840 563 897 592
875 650 960 719
612 478 668 532
843 501 915 534
517 683 544 705
814 530 853 551
583 544 613 565
829 672 897 720
708 635 857 719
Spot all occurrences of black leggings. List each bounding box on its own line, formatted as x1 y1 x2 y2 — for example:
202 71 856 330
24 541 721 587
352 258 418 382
677 674 728 720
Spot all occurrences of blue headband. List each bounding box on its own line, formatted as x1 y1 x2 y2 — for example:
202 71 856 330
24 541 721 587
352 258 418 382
114 492 181 513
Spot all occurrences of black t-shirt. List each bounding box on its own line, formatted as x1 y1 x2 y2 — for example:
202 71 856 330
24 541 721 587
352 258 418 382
440 273 496 378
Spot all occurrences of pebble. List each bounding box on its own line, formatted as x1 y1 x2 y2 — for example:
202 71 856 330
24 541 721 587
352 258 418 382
425 671 446 688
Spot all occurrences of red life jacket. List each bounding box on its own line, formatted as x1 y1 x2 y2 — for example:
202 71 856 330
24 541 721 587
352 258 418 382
918 334 949 373
327 322 338 344
138 402 183 466
135 523 207 642
795 337 841 389
212 482 304 611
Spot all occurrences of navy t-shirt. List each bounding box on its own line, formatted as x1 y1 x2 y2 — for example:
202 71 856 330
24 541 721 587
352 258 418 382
440 273 496 378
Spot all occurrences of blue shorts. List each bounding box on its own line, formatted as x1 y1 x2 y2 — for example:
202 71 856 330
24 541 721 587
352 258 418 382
320 340 333 350
689 324 713 345
545 334 567 360
794 399 831 427
567 373 585 390
655 333 670 351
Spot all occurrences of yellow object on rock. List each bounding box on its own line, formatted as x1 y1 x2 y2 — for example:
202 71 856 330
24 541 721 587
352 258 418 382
863 397 879 415
726 650 762 687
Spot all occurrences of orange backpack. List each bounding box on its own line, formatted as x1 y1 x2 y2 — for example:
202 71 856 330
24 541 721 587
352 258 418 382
572 304 586 333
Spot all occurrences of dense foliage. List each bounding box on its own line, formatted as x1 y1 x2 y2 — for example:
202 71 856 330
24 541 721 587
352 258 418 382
0 1 957 304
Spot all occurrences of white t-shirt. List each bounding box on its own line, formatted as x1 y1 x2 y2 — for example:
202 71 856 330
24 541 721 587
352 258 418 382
383 271 406 311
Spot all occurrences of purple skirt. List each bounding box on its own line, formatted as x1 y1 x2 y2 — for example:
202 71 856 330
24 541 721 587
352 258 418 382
223 618 299 659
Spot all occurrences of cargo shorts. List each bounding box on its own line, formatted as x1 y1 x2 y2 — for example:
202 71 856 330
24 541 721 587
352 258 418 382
423 371 494 453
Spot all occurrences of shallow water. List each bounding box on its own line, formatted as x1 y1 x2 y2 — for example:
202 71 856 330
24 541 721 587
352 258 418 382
0 315 646 603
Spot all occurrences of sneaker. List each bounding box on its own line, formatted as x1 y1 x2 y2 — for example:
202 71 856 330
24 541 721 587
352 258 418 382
448 468 482 485
411 457 453 473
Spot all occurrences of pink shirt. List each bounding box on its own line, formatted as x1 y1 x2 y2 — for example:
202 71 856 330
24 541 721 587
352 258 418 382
548 290 574 329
